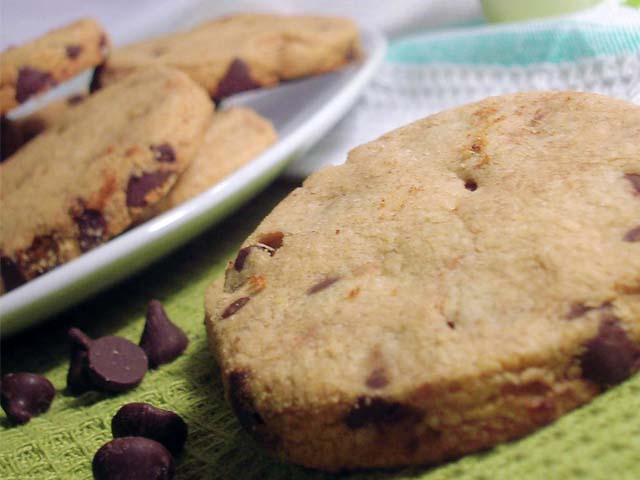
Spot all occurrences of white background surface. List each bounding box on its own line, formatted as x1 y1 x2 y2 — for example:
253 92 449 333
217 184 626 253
0 0 481 48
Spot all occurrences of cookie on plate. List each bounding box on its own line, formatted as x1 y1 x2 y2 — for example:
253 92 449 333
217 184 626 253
95 14 359 101
150 107 277 215
0 18 109 115
205 91 640 471
0 67 212 292
1 93 88 161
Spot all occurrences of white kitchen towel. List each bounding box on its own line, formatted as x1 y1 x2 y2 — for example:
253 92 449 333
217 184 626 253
288 1 640 176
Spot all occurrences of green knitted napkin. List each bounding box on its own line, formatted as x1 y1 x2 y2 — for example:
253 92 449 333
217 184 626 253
1 182 639 479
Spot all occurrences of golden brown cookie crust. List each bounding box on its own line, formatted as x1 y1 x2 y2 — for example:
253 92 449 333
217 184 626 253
97 14 360 100
150 107 277 215
0 18 110 115
205 91 640 471
0 67 213 292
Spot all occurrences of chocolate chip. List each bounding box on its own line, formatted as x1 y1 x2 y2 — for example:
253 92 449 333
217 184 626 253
89 64 104 93
580 319 640 388
228 370 264 434
625 173 640 194
221 297 250 319
257 231 284 250
87 336 148 392
464 179 478 191
65 44 83 59
213 58 260 102
150 144 175 163
233 247 252 271
307 276 339 295
66 327 95 394
74 209 107 252
93 437 174 480
344 396 422 430
67 94 85 105
365 368 389 389
566 302 593 319
0 255 26 292
345 45 357 62
15 67 55 103
1 116 24 161
1 372 55 424
22 234 61 277
126 171 172 208
112 403 188 455
233 236 282 272
139 300 189 368
623 225 640 242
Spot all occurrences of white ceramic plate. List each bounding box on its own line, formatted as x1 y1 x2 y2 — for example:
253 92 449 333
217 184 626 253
0 28 387 336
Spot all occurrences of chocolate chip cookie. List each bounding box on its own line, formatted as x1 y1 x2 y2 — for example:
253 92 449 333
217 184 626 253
205 91 640 471
0 67 212 292
150 107 277 215
95 14 359 101
0 18 109 115
1 93 88 161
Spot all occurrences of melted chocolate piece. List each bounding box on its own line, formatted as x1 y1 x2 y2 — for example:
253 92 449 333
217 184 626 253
580 319 640 387
213 58 260 101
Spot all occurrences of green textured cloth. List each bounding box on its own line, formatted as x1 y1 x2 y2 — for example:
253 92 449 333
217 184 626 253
1 182 639 479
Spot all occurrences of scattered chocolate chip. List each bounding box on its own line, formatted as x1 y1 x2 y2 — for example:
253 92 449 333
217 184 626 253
126 171 172 208
257 231 284 250
65 44 83 59
1 372 55 424
464 179 478 191
307 276 339 295
625 173 640 194
228 370 264 434
67 94 85 105
0 255 26 292
112 403 188 455
344 396 422 430
221 297 250 319
66 327 95 394
87 336 148 392
93 437 174 480
74 209 107 252
580 319 640 388
15 67 55 103
365 368 389 389
623 225 640 242
233 247 252 271
213 58 260 102
150 144 175 163
446 319 456 329
139 300 189 368
89 64 104 93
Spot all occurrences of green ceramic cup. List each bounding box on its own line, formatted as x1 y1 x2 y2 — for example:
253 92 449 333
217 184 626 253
482 0 603 22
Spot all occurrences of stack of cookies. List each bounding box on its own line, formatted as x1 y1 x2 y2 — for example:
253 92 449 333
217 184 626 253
0 14 361 292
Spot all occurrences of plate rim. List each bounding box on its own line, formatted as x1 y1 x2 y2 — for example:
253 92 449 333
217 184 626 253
0 28 388 337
